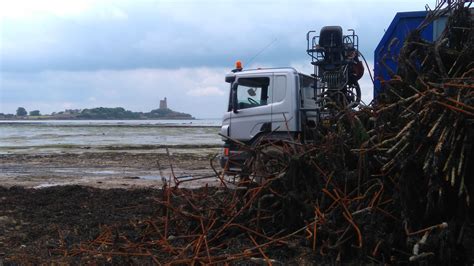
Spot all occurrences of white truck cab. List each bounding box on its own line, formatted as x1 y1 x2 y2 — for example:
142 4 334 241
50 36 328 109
220 64 318 170
220 26 363 171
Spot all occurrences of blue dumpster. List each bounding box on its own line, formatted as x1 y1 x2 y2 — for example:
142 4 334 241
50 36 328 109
373 11 448 98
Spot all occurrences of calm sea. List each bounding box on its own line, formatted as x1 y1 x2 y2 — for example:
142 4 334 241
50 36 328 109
0 119 223 154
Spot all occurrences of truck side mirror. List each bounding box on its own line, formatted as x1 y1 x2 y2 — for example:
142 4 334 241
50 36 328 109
231 83 239 113
247 88 256 97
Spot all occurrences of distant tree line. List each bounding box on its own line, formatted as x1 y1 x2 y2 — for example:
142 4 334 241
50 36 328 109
79 107 193 119
29 110 41 116
147 108 193 119
79 107 141 119
0 106 194 120
4 107 41 117
16 107 27 116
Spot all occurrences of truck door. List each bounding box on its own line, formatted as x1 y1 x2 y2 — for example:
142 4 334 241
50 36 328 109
229 75 273 141
271 74 297 132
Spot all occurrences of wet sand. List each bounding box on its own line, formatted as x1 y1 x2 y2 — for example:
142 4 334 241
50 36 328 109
0 147 223 189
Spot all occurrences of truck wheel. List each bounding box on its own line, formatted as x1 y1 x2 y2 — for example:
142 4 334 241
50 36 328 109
253 145 288 183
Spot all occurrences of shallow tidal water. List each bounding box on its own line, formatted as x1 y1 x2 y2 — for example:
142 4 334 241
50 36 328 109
0 119 222 154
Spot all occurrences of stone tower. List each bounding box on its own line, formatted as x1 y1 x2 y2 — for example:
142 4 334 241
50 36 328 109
159 97 168 109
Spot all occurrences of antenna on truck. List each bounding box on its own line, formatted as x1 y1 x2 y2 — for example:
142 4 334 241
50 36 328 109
246 37 278 66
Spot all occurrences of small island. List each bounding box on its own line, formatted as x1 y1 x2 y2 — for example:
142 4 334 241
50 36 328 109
0 98 194 120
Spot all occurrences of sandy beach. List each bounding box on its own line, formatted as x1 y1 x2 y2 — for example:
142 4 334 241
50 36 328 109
0 120 224 188
0 147 223 189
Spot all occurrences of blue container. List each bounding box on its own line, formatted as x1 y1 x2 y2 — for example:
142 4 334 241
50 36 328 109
373 11 447 98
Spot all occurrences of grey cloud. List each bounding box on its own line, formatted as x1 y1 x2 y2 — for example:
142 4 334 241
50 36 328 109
0 0 430 72
0 0 432 117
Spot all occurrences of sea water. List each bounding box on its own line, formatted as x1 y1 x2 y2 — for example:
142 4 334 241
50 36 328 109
0 119 222 154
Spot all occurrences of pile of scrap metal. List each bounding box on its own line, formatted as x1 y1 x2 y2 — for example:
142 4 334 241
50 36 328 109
59 1 473 264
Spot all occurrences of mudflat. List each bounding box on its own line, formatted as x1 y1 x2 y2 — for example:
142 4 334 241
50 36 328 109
0 148 222 189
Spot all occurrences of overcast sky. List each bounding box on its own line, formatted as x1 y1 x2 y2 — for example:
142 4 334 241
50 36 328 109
0 0 435 118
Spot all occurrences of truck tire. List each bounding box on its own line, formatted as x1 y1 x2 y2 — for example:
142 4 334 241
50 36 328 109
253 145 288 183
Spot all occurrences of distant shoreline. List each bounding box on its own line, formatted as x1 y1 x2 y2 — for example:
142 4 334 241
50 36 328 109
0 119 221 128
0 122 220 128
0 117 196 121
1 106 195 120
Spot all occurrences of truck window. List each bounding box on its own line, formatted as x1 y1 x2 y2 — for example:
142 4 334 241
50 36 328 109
299 74 317 108
236 77 271 110
273 75 287 103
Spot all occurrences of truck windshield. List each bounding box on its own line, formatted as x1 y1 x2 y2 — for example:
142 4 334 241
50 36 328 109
235 77 270 110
